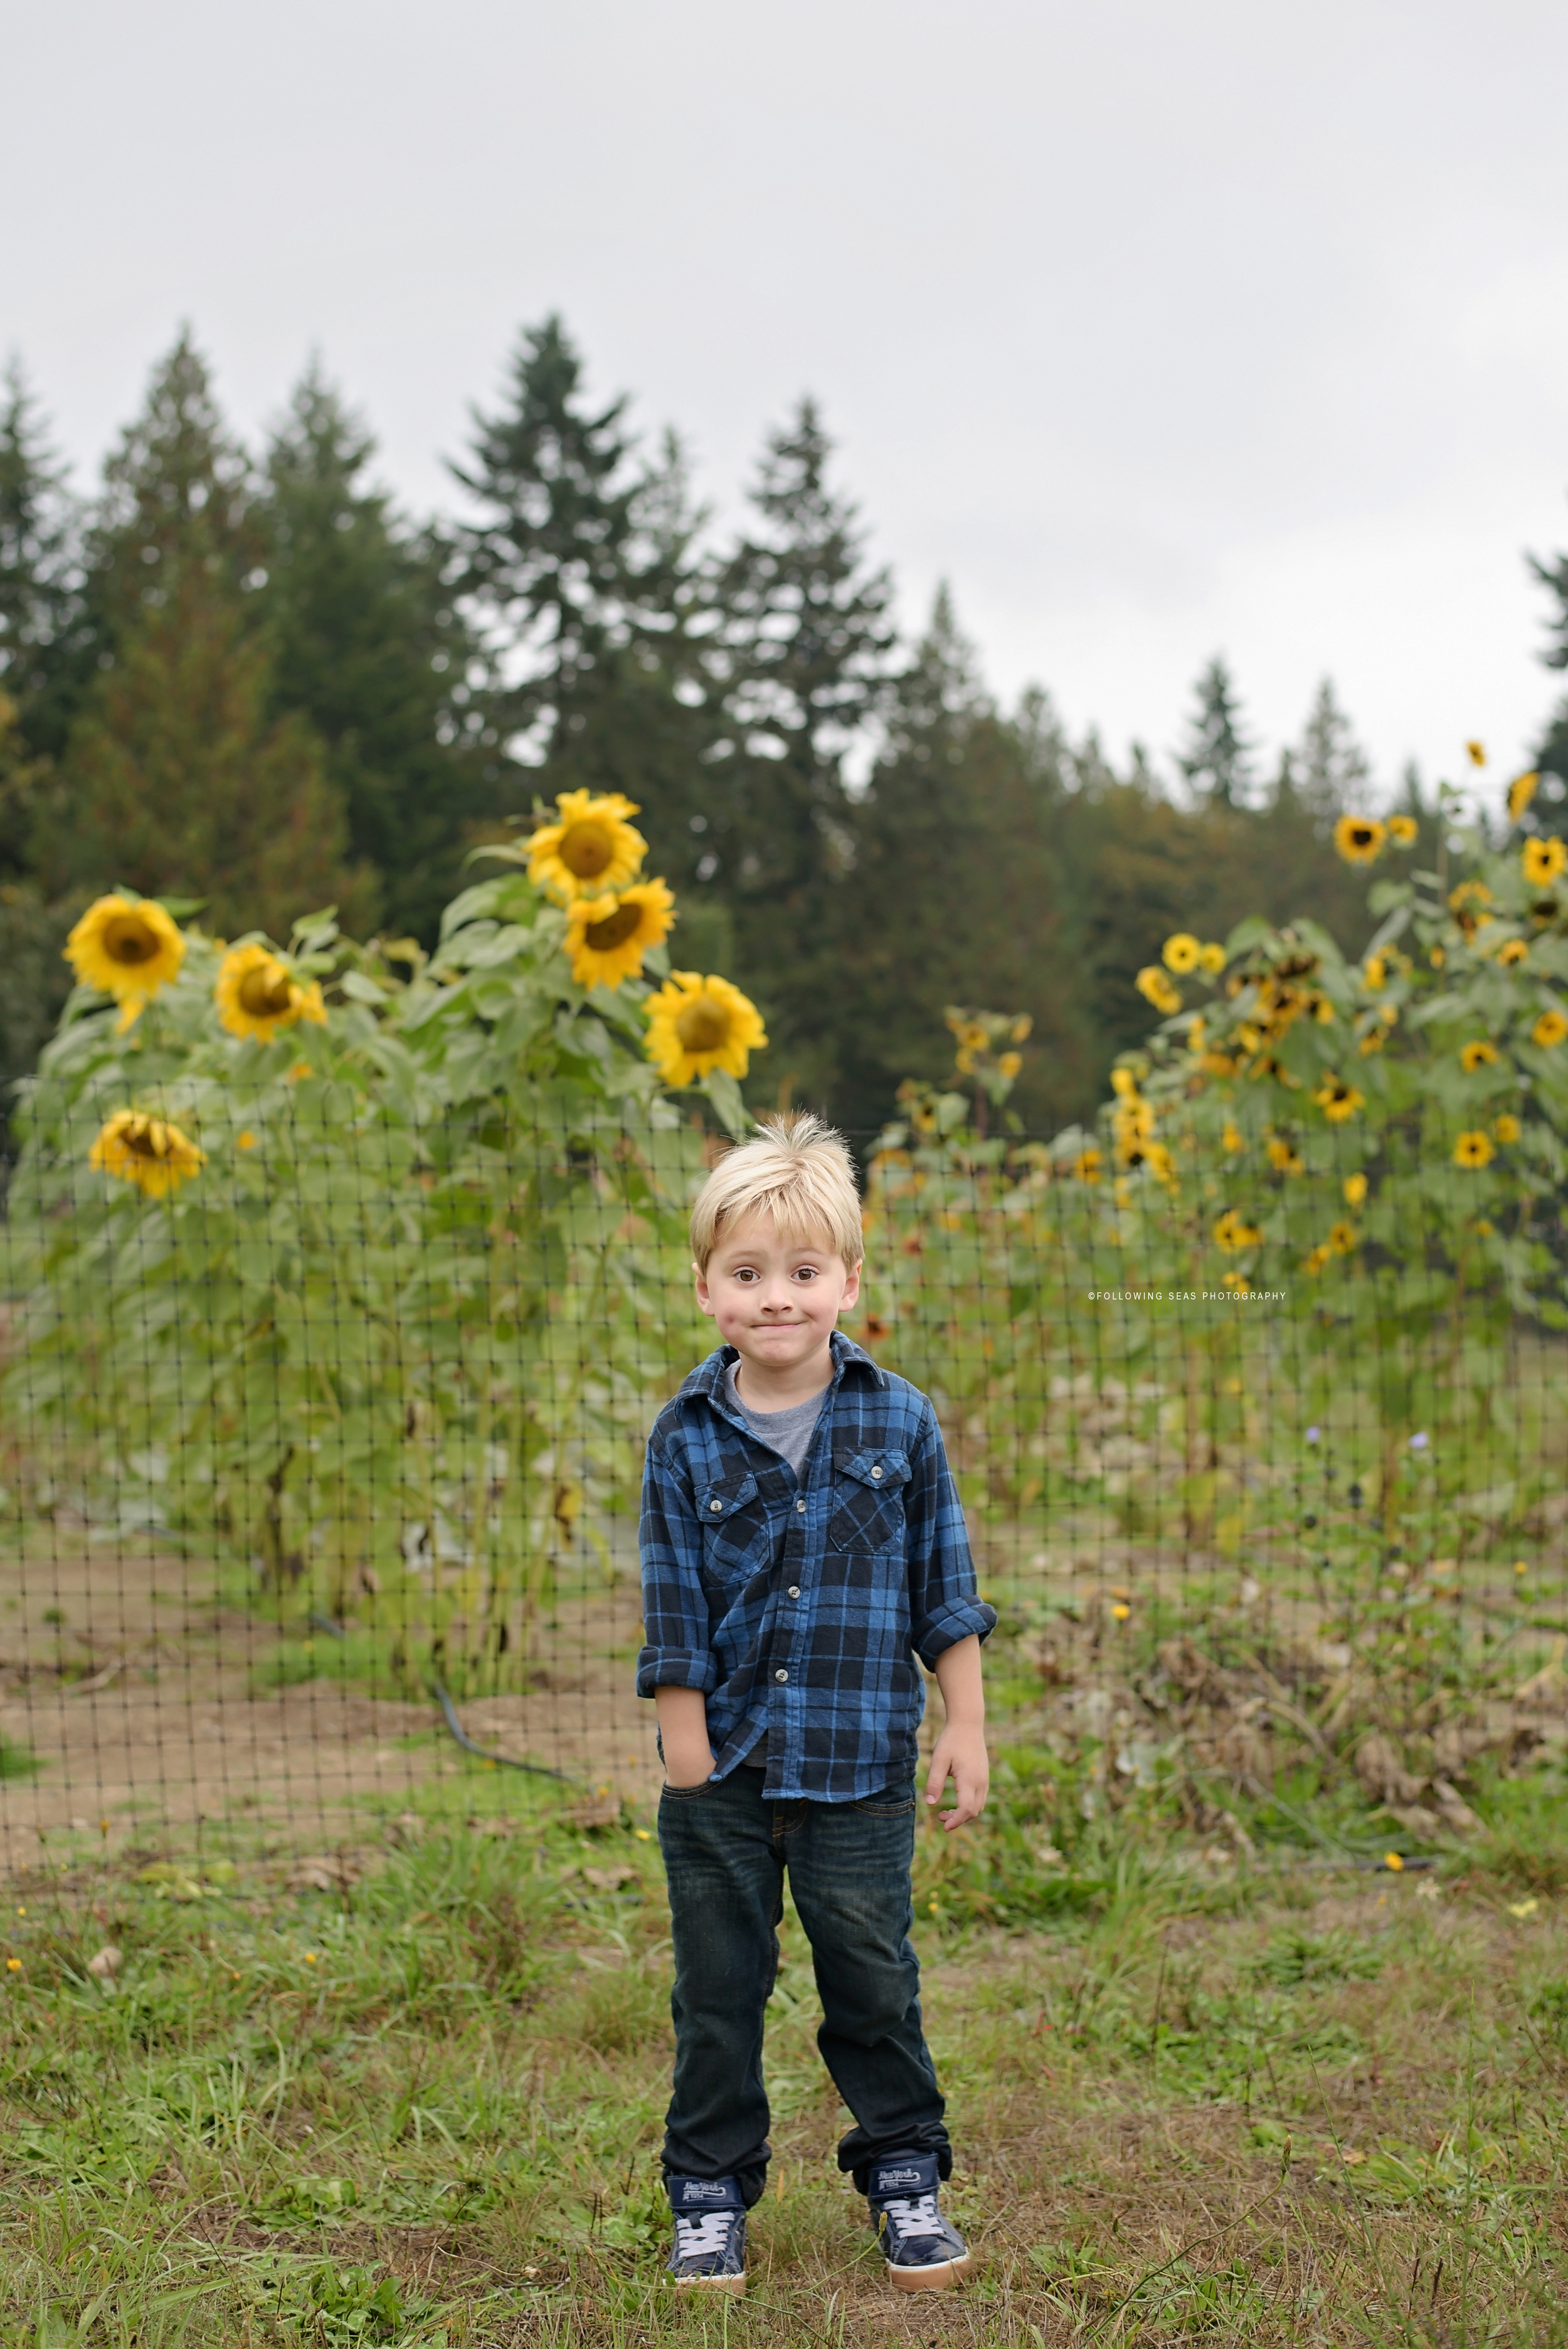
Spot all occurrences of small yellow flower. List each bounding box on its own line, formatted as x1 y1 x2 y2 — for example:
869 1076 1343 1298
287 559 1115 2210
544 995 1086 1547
236 1130 258 1151
563 878 675 989
644 972 767 1086
1214 1209 1263 1252
1110 1602 1131 1622
1387 813 1418 846
1453 1130 1495 1170
1313 1077 1363 1124
89 1111 207 1200
215 943 326 1042
1110 1067 1142 1098
1162 932 1202 973
1071 1148 1103 1184
1508 770 1540 823
1498 938 1528 967
1199 941 1227 974
1327 1221 1357 1254
1384 1850 1406 1872
1363 954 1386 990
1343 1172 1367 1208
1266 1135 1306 1174
997 1051 1022 1081
1532 1007 1568 1049
1221 1120 1243 1155
1186 1015 1207 1053
1334 815 1385 866
4 1958 19 1973
1493 1113 1520 1145
1221 1270 1249 1293
1135 965 1182 1015
1459 1040 1499 1073
1523 837 1568 888
65 894 186 1030
1430 946 1446 968
1303 1243 1333 1275
1465 741 1486 768
527 790 648 903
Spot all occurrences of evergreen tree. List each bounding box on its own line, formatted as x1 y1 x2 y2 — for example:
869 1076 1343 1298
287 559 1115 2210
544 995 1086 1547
451 315 715 877
1291 676 1371 829
1529 536 1568 821
0 359 83 774
260 363 495 940
35 336 371 940
1177 655 1256 805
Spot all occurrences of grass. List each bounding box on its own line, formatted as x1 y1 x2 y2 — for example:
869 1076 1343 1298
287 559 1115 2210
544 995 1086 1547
1 1761 1568 2346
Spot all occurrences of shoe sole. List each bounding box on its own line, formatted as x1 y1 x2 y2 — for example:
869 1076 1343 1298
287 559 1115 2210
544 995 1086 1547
887 2253 971 2293
672 2274 746 2296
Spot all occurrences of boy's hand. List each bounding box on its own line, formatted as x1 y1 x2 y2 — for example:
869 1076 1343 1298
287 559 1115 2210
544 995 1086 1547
925 1721 989 1830
655 1685 716 1788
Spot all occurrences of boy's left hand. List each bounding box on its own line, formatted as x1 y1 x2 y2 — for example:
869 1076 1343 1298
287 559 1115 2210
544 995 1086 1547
924 1721 989 1831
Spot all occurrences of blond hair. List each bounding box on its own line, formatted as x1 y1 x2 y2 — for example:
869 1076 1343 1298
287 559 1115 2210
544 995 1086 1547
690 1111 864 1271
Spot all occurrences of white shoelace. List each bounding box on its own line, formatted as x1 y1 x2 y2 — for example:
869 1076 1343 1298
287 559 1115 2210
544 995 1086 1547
881 2192 944 2244
676 2210 737 2261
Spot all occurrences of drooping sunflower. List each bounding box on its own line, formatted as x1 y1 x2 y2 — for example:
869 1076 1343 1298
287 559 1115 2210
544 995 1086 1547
527 790 648 903
1493 1113 1521 1145
1334 815 1386 866
1313 1076 1364 1124
65 894 186 1028
1387 813 1418 846
1214 1209 1263 1253
1162 932 1201 974
1532 1007 1568 1049
1459 1039 1500 1073
1508 770 1540 824
1497 938 1528 967
564 878 675 990
644 972 767 1086
1135 965 1182 1015
1453 1130 1495 1170
1522 836 1568 888
215 944 327 1042
88 1110 206 1199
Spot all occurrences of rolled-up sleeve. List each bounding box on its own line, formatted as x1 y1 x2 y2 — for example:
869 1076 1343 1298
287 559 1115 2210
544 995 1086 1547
904 1404 997 1668
636 1429 719 1697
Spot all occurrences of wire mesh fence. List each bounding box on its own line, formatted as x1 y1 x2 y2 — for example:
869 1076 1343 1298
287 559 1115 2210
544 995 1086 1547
0 1103 1564 1877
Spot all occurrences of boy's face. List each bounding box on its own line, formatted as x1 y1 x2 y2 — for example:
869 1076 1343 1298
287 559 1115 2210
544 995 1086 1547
694 1212 861 1379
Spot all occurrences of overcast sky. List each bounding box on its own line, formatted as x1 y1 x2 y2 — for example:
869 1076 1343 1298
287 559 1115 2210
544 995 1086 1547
7 0 1567 802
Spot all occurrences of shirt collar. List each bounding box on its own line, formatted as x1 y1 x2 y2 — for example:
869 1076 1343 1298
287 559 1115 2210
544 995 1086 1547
684 1327 888 1404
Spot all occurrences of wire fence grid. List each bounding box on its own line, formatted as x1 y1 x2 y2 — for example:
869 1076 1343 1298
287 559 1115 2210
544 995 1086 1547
0 1109 1563 1876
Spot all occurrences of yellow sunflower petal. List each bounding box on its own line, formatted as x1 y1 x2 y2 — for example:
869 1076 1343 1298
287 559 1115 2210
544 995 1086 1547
88 1110 206 1199
65 895 186 1009
564 878 675 989
527 790 648 903
1334 815 1386 867
644 972 767 1086
215 943 323 1042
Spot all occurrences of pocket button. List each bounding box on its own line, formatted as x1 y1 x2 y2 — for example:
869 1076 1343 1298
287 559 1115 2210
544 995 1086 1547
871 1465 882 1480
710 1498 723 1512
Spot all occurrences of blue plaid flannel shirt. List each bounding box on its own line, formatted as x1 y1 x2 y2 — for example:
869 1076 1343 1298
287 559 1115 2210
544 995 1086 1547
637 1331 996 1800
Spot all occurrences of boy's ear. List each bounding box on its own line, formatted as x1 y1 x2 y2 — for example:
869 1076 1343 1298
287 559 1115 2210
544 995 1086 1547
693 1260 715 1317
839 1261 862 1313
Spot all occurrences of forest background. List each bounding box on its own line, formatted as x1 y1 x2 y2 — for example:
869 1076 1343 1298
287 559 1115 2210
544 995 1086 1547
7 315 1568 1135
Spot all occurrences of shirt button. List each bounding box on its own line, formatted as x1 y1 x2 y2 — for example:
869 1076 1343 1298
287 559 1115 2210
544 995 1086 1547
871 1465 882 1480
796 1498 807 1514
710 1498 723 1512
775 1668 788 1684
787 1585 801 1599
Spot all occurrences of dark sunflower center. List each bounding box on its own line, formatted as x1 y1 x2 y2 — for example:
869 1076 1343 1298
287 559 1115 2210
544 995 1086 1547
560 820 615 879
583 903 644 953
103 916 159 965
123 1118 165 1161
675 999 731 1054
1350 826 1374 847
238 967 296 1018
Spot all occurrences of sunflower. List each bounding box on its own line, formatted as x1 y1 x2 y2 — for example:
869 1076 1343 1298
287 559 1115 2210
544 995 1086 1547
527 790 648 903
1199 941 1226 974
1532 1007 1568 1049
1497 938 1528 967
1135 965 1182 1015
1465 740 1486 767
65 894 186 1029
1334 815 1385 866
1110 1066 1143 1098
88 1110 206 1199
1387 814 1418 846
1266 1135 1306 1174
1459 1039 1499 1073
1363 954 1386 990
1508 770 1540 824
1328 1221 1357 1254
1221 1271 1249 1293
1453 1130 1495 1170
644 972 767 1085
1313 1076 1364 1124
1522 837 1568 888
1214 1209 1263 1252
1071 1147 1103 1183
1343 1172 1368 1209
1303 1243 1333 1276
215 944 327 1042
1222 1120 1243 1155
1493 1113 1521 1145
564 878 675 989
1162 932 1201 973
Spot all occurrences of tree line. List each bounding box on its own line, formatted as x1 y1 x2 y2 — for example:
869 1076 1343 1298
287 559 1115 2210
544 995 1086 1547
3 315 1565 1132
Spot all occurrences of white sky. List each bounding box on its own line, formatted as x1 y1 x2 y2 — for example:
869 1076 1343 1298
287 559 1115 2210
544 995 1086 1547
7 0 1568 802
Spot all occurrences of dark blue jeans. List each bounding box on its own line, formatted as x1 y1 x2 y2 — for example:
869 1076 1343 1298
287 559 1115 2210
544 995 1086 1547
657 1767 950 2208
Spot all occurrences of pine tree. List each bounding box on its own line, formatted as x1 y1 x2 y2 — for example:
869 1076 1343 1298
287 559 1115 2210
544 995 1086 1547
1292 677 1372 828
1530 537 1568 817
1177 655 1256 805
0 359 82 773
36 336 371 940
260 363 496 940
450 316 714 876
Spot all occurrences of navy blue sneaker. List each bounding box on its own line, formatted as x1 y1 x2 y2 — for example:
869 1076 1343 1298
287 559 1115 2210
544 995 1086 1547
867 2150 970 2291
665 2173 747 2294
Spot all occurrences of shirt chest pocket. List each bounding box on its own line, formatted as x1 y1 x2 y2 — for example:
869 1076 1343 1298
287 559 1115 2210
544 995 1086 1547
698 1467 773 1581
827 1447 912 1554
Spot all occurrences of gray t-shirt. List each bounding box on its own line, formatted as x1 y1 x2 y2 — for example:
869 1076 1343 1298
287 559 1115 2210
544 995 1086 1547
724 1360 827 1769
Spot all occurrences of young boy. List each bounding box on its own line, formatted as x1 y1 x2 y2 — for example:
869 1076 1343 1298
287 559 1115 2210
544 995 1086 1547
637 1111 994 2296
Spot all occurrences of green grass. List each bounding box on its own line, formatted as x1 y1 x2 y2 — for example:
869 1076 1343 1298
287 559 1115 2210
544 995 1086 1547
3 1765 1568 2345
